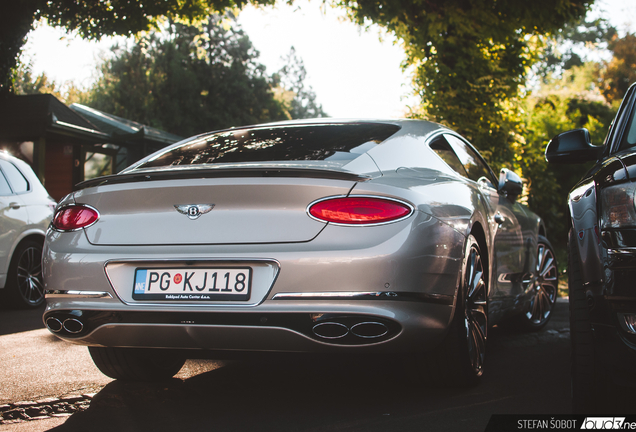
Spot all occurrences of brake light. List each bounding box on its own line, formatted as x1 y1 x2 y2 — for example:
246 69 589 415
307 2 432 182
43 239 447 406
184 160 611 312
308 197 412 225
52 205 100 231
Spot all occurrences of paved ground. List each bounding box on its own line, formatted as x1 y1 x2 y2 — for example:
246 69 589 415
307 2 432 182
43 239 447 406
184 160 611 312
0 299 589 432
0 306 111 406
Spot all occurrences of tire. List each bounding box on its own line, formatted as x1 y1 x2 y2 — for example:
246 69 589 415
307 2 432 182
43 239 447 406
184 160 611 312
88 347 186 381
422 234 488 387
2 239 45 309
517 235 558 331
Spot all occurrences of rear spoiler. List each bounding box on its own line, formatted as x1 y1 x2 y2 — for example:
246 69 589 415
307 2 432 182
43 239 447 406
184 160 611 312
76 167 371 190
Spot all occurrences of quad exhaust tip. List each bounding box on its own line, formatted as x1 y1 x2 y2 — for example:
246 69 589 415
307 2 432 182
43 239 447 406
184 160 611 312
312 321 389 340
313 322 349 339
45 317 63 333
45 312 391 340
46 316 84 334
351 322 389 338
62 318 84 334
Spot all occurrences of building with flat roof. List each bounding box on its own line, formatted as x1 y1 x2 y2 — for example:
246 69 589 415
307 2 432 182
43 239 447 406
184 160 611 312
0 94 183 200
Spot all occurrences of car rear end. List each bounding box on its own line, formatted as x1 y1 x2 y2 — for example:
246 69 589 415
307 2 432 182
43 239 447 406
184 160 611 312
43 121 464 356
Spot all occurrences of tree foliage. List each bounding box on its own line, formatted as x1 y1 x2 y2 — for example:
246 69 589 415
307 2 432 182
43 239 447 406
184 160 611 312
520 29 636 252
13 61 60 98
86 15 288 136
521 63 616 252
13 60 89 104
600 33 636 104
274 47 327 119
535 16 616 78
0 0 276 96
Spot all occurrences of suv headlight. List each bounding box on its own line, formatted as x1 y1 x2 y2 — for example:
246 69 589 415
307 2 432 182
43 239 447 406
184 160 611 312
601 182 636 229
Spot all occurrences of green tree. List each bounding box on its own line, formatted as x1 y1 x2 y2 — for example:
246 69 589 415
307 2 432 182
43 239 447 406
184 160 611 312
86 15 288 136
5 0 596 164
535 16 616 79
13 60 90 104
521 63 616 252
275 47 327 119
600 33 636 105
13 61 60 97
0 0 276 96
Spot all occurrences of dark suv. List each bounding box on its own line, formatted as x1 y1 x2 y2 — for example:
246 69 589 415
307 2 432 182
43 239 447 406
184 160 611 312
546 82 636 413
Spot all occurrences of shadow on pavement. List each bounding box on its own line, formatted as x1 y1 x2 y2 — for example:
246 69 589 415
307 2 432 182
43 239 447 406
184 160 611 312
50 333 574 432
44 300 636 431
0 304 45 336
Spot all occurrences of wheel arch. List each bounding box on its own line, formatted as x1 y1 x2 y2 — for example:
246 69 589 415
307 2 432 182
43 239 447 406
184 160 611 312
1 233 47 307
11 233 46 262
469 221 489 286
0 231 46 289
15 233 46 248
538 223 546 238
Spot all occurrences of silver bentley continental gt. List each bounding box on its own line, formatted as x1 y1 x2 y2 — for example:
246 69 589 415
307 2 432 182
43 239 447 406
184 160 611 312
43 119 557 386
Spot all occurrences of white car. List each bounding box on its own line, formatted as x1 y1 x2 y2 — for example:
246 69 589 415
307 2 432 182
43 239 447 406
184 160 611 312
0 152 55 308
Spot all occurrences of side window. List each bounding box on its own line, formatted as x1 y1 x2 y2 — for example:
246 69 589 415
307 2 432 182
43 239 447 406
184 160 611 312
429 136 469 178
0 171 13 196
0 160 29 194
444 135 496 184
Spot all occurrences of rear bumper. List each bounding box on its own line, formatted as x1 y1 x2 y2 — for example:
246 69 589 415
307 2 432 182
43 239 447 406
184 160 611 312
43 299 453 354
43 210 464 354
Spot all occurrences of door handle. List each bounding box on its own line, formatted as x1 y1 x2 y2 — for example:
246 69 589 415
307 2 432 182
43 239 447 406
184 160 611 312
9 202 20 210
494 213 505 225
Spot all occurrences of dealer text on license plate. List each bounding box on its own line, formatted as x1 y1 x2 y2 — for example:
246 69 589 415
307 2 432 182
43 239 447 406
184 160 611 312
132 268 251 301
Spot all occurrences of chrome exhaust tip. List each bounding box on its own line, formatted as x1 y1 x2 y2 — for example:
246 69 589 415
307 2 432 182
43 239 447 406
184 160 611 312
312 322 349 339
62 318 84 334
350 322 389 339
45 317 63 333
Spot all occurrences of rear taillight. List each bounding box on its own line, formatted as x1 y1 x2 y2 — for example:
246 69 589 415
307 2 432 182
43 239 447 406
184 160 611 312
308 196 413 225
52 205 100 231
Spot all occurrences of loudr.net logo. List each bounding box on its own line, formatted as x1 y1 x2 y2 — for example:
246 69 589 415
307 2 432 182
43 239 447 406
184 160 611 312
581 418 626 429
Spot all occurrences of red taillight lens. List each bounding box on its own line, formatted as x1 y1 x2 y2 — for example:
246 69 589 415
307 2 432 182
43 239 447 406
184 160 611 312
52 205 99 231
308 197 412 225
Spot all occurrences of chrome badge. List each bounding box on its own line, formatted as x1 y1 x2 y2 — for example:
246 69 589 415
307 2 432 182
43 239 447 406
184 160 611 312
174 204 215 220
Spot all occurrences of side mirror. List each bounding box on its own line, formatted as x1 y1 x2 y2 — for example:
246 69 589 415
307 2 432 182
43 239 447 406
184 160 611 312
499 168 522 200
545 128 603 164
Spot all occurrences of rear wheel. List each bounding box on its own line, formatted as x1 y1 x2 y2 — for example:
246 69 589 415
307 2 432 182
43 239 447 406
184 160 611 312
2 240 45 309
88 347 186 381
422 234 488 387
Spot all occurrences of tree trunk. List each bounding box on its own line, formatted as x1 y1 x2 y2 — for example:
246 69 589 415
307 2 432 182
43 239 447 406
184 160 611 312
0 1 40 97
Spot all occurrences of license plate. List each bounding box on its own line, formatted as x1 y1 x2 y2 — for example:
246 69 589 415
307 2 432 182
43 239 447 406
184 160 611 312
132 267 251 301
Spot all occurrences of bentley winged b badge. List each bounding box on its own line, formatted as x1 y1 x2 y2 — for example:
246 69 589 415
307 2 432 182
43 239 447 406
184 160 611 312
174 204 215 220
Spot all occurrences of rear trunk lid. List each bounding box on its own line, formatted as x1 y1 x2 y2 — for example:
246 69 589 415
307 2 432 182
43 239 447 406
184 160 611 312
75 172 359 246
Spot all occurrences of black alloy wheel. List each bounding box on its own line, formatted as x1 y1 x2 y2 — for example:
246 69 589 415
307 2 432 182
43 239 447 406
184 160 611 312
3 240 45 308
464 240 488 377
522 236 558 330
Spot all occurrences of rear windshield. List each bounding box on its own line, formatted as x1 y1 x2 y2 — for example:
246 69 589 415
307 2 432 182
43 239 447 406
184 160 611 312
136 123 401 169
